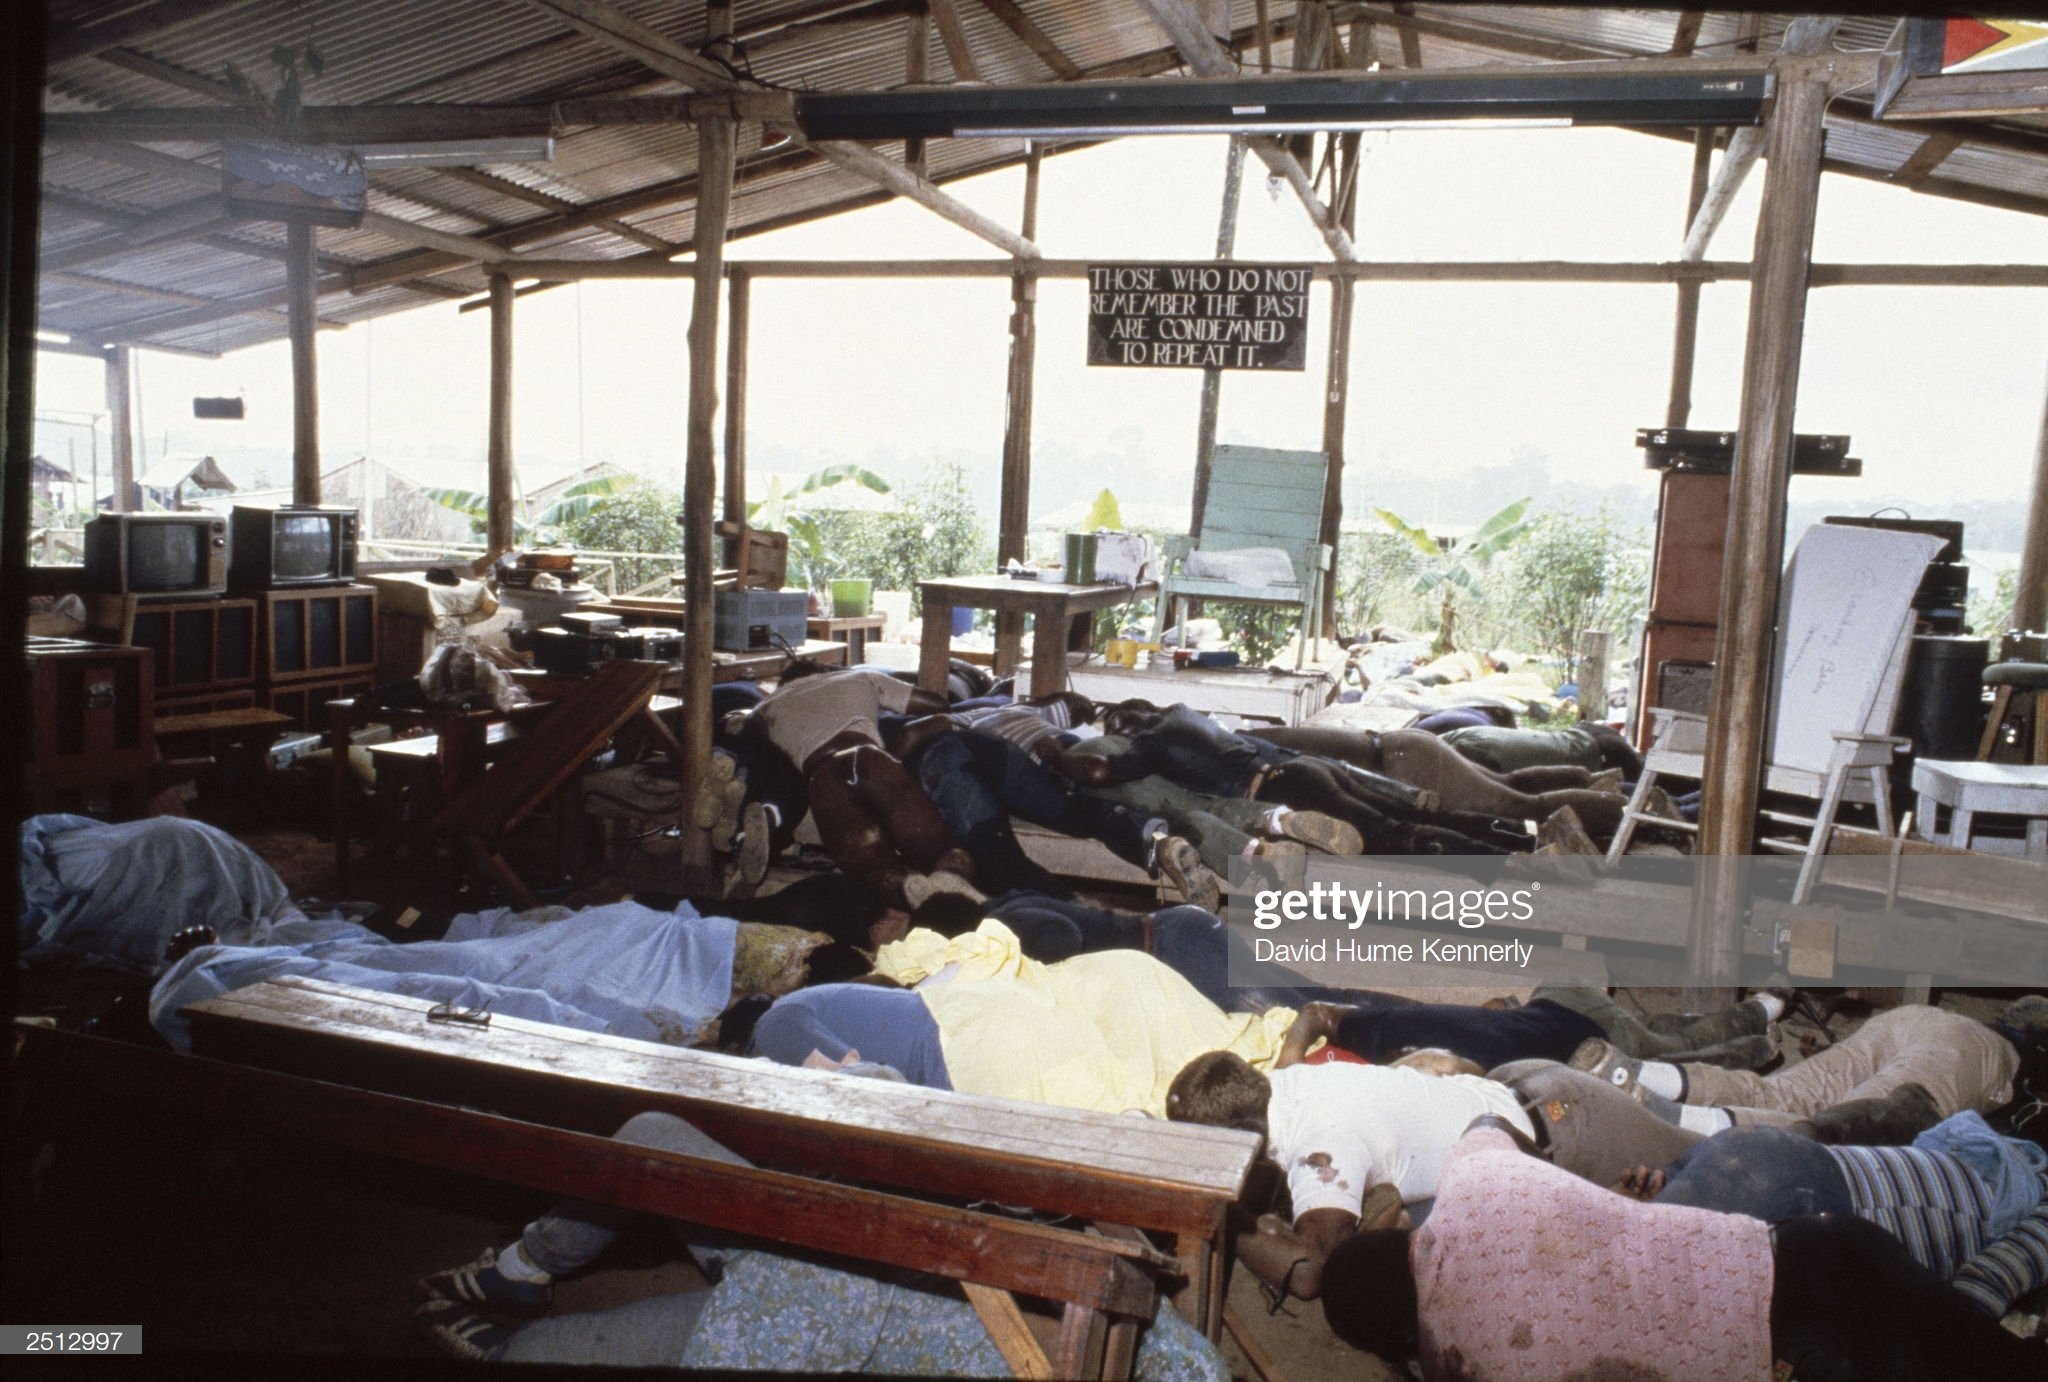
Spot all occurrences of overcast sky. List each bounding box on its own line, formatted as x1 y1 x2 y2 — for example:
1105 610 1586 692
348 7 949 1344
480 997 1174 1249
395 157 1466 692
34 125 2048 530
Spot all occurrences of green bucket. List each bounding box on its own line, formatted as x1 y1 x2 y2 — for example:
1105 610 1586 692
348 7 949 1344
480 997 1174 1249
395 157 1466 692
1063 533 1099 584
829 578 873 618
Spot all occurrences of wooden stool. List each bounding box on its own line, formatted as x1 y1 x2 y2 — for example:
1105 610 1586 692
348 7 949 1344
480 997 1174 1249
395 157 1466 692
1913 759 2048 859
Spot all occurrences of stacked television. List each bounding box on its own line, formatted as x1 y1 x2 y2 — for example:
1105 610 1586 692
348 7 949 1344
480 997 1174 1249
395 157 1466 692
80 505 374 726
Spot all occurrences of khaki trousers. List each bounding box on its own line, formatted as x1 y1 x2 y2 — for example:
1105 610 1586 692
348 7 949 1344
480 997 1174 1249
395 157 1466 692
1682 1004 2018 1128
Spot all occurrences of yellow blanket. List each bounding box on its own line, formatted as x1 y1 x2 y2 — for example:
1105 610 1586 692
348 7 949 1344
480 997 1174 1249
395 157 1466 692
875 921 1296 1117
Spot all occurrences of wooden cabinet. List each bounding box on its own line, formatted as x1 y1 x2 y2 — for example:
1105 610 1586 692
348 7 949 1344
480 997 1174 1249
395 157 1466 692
256 584 377 683
87 594 258 694
25 637 154 811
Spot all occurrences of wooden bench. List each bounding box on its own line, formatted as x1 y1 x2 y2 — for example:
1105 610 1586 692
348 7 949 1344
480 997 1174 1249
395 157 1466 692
179 976 1258 1348
24 1020 1177 1379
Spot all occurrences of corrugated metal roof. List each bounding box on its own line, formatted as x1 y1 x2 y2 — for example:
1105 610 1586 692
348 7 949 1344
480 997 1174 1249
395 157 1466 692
37 3 2048 358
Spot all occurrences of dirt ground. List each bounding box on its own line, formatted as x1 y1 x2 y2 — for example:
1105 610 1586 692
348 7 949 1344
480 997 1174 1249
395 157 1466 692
9 824 2041 1379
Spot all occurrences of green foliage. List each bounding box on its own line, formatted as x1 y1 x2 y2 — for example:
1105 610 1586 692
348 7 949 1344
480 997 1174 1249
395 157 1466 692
747 464 892 587
1374 499 1532 656
1497 507 1650 685
223 44 325 140
810 460 991 610
1966 566 2021 640
1333 529 1429 634
1212 604 1296 666
556 481 686 592
420 473 639 547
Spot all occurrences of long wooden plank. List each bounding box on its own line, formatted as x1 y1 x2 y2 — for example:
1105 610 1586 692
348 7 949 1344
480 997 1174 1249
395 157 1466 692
23 1028 1161 1318
191 978 1253 1179
184 978 1257 1234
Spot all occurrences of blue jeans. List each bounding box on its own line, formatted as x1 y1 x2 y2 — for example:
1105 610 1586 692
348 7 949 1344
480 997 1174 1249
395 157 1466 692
1655 1126 1855 1221
913 731 1150 895
1106 704 1283 797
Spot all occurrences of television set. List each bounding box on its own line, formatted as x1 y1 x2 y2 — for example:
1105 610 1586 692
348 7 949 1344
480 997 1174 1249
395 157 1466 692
229 504 359 589
82 513 229 598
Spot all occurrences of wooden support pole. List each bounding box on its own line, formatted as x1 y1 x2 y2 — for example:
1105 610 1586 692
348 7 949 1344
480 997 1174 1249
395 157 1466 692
287 219 321 504
1190 137 1246 540
997 144 1042 569
1318 27 1371 632
680 114 736 893
1666 125 1717 428
930 0 980 82
103 344 134 511
995 145 1042 668
2013 355 2048 640
722 269 751 566
1688 74 1829 999
486 273 516 553
904 5 930 179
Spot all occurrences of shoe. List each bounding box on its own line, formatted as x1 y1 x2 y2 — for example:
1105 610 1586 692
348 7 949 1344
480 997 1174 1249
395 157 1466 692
1568 1037 1651 1103
1589 768 1625 795
903 870 986 909
418 1247 552 1315
1791 1082 1941 1147
1537 806 1601 856
1666 1033 1780 1071
1155 836 1222 913
1269 808 1363 856
1642 785 1683 824
1253 839 1308 861
736 802 771 886
695 760 745 853
416 1299 512 1361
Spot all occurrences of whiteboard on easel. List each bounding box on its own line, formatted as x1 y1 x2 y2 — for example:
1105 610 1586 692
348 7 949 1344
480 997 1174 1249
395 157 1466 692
1768 524 1944 774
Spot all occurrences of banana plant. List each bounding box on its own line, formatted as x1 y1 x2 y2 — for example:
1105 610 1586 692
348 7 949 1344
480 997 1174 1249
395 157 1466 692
747 464 892 587
1375 498 1532 656
420 473 637 546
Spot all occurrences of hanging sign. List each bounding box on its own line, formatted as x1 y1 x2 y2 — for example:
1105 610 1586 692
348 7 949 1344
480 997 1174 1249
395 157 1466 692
222 136 367 228
1086 263 1313 370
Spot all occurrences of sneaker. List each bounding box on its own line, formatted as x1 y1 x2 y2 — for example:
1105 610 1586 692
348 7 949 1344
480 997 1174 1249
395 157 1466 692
416 1299 512 1362
1568 1037 1651 1102
1155 836 1222 914
736 802 771 886
903 870 986 909
1269 808 1363 856
418 1247 552 1315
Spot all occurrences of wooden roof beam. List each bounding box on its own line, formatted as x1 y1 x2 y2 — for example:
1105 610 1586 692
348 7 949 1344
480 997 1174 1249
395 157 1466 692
930 0 983 82
433 167 675 253
1679 18 1844 262
1139 0 1358 263
976 0 1083 81
515 0 1037 258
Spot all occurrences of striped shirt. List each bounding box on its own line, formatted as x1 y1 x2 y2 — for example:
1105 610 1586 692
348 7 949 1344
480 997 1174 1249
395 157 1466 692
944 704 1071 758
1829 1142 2048 1315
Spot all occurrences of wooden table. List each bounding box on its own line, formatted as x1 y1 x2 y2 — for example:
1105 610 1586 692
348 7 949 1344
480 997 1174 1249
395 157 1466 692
918 575 1157 699
808 613 887 664
1913 759 2048 858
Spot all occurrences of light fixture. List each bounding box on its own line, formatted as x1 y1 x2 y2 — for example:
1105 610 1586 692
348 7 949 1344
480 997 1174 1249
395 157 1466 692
953 117 1573 136
35 329 71 345
350 137 556 168
799 70 1773 141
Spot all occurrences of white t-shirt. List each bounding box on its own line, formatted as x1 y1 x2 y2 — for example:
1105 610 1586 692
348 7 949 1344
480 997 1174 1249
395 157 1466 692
757 667 917 771
1265 1063 1534 1218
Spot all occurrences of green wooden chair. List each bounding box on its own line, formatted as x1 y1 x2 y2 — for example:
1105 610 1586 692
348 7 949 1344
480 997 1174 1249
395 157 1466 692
1154 444 1332 670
